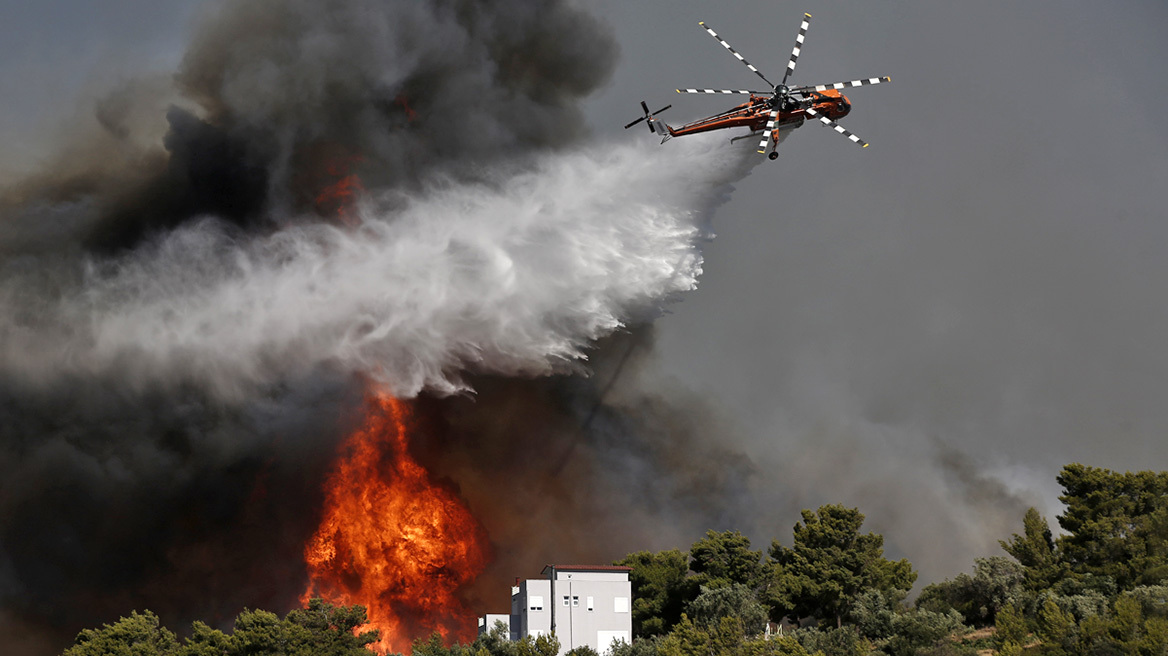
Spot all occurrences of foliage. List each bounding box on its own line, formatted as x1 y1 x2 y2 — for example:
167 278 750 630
610 636 665 656
1055 464 1168 590
768 504 917 628
689 530 766 591
63 610 180 656
793 625 867 656
687 584 768 635
1000 508 1065 593
565 646 600 656
62 600 380 656
915 556 1024 626
1123 584 1168 618
657 615 815 656
881 609 965 656
994 603 1030 653
848 590 895 640
617 549 696 637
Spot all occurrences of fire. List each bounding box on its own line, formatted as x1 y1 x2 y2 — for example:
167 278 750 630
313 153 366 224
302 392 491 654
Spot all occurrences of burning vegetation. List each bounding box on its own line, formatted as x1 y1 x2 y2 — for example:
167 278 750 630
302 392 490 654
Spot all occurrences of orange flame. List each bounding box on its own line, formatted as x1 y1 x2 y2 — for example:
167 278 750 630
314 154 366 224
303 392 491 654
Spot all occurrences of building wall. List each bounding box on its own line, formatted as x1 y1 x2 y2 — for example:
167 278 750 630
501 568 632 656
512 579 552 641
549 570 632 655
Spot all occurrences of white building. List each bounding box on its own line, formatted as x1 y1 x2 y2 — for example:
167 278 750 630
479 564 633 655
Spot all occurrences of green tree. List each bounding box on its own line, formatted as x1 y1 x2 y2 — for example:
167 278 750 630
792 625 866 656
848 590 894 640
1056 464 1168 590
63 611 179 656
1035 597 1076 656
63 600 381 656
882 609 965 656
282 598 379 655
915 556 1024 626
515 633 560 656
994 603 1029 654
617 549 696 637
686 584 768 635
1001 507 1065 593
690 530 765 590
659 615 814 656
610 637 664 656
768 505 917 628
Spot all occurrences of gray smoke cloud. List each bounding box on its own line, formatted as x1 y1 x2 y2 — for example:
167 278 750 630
0 1 767 654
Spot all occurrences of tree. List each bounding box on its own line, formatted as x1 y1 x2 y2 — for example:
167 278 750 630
63 610 179 656
881 609 964 656
1035 598 1076 656
62 600 381 656
689 530 765 590
994 603 1029 654
658 615 814 656
617 549 695 637
914 556 1024 626
686 584 768 635
792 625 867 656
768 505 916 628
1056 464 1168 590
1001 507 1065 593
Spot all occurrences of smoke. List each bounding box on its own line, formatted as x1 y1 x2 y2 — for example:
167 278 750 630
0 0 767 653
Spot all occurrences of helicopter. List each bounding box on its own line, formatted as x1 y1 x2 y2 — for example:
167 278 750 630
624 13 890 160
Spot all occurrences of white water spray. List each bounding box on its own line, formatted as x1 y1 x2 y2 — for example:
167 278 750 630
1 135 756 398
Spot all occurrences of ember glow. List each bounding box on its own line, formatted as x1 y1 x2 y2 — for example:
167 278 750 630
302 392 491 654
313 153 366 224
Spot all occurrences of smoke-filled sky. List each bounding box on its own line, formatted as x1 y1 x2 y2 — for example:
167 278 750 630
3 0 1168 653
585 0 1168 579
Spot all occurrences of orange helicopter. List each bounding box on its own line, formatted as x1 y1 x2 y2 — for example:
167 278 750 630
624 13 890 160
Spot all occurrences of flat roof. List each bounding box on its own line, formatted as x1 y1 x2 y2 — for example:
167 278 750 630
540 564 634 575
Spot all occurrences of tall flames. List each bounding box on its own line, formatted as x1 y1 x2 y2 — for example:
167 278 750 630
302 392 491 654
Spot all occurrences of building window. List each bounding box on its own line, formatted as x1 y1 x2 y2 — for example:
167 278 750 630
530 595 544 611
572 596 579 607
562 596 570 607
587 596 594 611
614 597 629 613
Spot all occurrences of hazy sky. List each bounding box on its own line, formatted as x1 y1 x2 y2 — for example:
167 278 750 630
587 0 1168 575
3 0 1168 588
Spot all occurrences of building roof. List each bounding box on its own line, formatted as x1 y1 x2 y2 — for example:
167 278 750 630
540 564 634 575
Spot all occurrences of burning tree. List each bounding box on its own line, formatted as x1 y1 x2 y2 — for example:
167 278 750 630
302 393 490 654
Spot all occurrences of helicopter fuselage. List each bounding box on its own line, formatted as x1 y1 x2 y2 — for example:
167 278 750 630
666 89 851 139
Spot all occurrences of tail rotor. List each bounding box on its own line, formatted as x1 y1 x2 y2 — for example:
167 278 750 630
624 100 672 134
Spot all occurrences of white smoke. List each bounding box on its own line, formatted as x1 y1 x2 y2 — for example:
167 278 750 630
1 135 755 399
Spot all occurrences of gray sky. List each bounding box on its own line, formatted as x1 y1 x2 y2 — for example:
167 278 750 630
3 0 1168 588
586 0 1168 576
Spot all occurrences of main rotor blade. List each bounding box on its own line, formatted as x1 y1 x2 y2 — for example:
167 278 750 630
698 21 774 87
756 108 781 155
805 107 868 147
676 88 765 95
792 77 891 94
781 13 812 86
